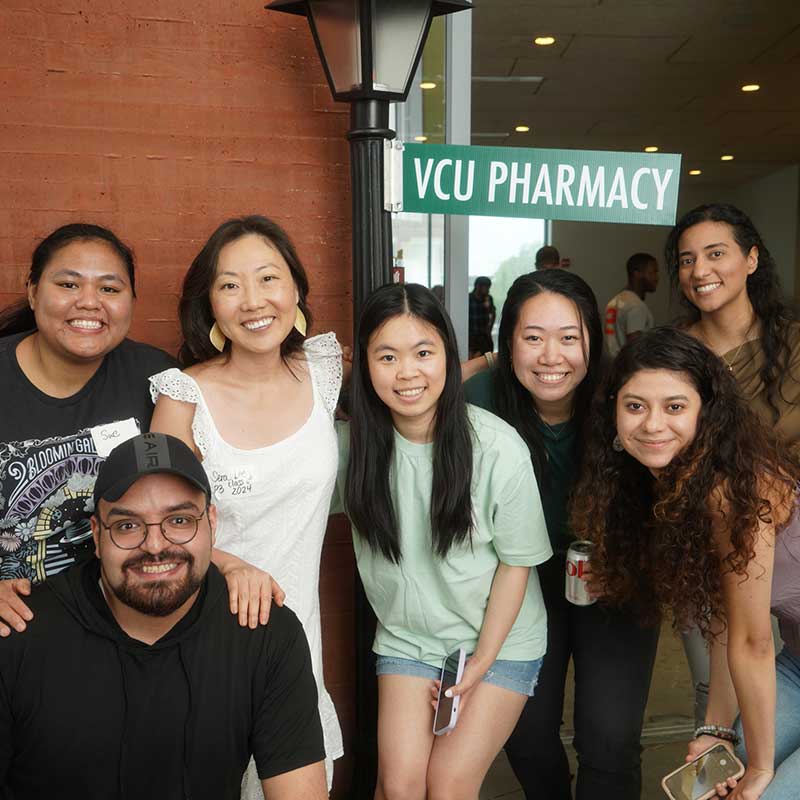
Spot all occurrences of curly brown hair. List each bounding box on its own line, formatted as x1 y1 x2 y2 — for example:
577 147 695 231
571 327 798 636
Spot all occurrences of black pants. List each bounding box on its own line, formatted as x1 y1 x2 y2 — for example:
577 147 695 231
504 556 660 800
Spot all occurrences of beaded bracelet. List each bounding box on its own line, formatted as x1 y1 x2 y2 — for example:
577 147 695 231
694 724 740 746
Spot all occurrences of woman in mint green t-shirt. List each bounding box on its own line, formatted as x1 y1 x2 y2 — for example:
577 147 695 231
340 283 552 800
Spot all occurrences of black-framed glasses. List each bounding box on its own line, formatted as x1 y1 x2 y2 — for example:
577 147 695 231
98 508 208 550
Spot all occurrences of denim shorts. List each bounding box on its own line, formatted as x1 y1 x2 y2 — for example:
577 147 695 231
375 653 542 697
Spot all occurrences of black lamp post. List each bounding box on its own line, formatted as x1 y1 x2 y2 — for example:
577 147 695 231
266 0 472 310
265 3 472 796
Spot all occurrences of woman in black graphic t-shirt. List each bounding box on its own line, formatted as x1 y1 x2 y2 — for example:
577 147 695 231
0 224 279 637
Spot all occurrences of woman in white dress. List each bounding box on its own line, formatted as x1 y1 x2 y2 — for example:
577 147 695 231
149 216 344 796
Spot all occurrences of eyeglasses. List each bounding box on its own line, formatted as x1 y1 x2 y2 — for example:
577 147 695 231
98 508 208 550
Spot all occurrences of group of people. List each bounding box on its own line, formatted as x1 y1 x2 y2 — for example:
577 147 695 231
0 202 798 800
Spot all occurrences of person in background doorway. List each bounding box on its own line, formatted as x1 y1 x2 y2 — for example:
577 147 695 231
604 252 660 358
535 245 562 270
468 276 496 357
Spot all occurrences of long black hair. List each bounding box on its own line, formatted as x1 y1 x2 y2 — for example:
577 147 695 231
177 215 311 366
492 270 603 482
665 203 796 422
0 223 136 337
345 283 473 563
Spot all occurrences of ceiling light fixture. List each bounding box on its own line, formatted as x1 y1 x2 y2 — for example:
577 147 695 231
515 125 530 133
534 36 556 46
414 135 428 142
721 154 734 161
741 83 760 92
644 146 659 153
689 169 702 176
420 81 437 90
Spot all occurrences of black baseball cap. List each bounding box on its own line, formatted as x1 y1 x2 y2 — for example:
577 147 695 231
93 432 211 506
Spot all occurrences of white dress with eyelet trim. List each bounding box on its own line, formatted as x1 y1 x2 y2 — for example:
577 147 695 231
149 333 344 797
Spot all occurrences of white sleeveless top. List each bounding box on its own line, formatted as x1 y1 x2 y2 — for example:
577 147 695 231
149 333 344 794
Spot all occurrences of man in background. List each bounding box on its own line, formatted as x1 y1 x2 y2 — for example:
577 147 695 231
535 245 561 270
604 252 660 357
468 276 496 357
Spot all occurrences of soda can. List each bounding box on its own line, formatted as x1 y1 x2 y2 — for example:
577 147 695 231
565 541 596 606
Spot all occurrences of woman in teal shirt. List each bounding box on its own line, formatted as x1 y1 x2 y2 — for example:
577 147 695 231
464 270 660 800
340 283 552 800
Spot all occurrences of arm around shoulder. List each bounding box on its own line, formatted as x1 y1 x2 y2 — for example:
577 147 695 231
149 393 200 457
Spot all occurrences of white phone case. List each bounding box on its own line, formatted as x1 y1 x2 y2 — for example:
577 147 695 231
433 648 466 736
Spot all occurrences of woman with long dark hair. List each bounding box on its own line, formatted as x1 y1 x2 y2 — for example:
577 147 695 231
572 327 800 799
149 215 344 793
341 283 551 800
666 203 800 728
464 270 660 800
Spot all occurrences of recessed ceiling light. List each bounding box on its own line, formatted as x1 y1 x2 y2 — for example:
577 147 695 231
721 154 734 161
689 169 702 176
414 135 428 142
515 125 531 133
644 146 659 153
534 36 556 46
741 83 760 92
420 82 437 90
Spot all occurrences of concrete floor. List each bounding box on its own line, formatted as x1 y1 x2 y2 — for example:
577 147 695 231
481 622 695 800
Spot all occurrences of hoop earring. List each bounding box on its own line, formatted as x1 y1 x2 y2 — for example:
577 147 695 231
294 306 307 337
209 322 226 352
612 435 624 453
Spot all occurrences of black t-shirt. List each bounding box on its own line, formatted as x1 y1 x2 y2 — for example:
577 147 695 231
0 560 325 800
0 333 176 582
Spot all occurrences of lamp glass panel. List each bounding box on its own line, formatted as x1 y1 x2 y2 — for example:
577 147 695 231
371 0 431 94
308 1 363 94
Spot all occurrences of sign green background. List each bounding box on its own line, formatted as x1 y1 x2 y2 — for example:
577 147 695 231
401 143 682 226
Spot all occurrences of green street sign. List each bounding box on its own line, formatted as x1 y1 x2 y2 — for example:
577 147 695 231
391 143 681 226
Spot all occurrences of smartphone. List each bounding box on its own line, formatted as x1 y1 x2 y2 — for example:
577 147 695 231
662 743 745 800
432 648 466 736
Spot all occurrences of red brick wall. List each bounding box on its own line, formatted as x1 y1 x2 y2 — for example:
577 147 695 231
0 2 356 795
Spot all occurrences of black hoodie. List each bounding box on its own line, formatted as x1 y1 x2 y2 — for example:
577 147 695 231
0 559 324 800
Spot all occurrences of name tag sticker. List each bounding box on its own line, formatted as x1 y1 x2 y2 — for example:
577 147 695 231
90 418 141 458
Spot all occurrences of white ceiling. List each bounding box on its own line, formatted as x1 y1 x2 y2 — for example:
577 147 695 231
470 0 800 184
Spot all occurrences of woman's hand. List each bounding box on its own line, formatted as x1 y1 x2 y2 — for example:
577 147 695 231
213 551 286 628
441 655 490 719
713 767 774 799
580 561 604 600
686 734 725 762
0 578 33 637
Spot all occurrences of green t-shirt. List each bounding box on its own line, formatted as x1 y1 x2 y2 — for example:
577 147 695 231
334 405 552 668
464 369 578 554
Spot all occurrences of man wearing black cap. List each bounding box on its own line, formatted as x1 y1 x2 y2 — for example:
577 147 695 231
0 433 326 800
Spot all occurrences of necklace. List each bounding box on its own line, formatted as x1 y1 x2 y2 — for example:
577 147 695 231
539 416 566 440
697 324 753 373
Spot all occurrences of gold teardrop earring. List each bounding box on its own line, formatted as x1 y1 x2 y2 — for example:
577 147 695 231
209 322 227 352
293 306 307 336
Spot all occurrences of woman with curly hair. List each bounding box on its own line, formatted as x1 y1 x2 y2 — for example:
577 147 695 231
572 327 800 799
464 270 660 800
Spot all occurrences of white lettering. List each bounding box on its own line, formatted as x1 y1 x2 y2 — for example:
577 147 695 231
576 166 605 208
652 168 674 211
509 162 532 204
453 160 475 201
555 164 576 206
488 161 509 202
606 167 629 209
531 164 553 205
630 168 650 210
414 158 435 198
433 159 453 201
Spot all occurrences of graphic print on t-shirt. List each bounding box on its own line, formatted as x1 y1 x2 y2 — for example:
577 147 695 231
0 420 139 583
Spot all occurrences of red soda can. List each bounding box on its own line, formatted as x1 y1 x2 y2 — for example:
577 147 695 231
565 541 596 606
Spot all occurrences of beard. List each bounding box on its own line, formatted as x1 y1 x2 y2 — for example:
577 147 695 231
109 550 204 617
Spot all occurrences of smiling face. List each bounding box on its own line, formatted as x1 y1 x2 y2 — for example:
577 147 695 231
27 239 134 363
677 220 758 314
615 369 702 473
209 234 299 355
510 291 589 419
92 474 216 618
366 313 447 442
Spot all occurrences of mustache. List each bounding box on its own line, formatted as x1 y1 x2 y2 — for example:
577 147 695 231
122 550 193 571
